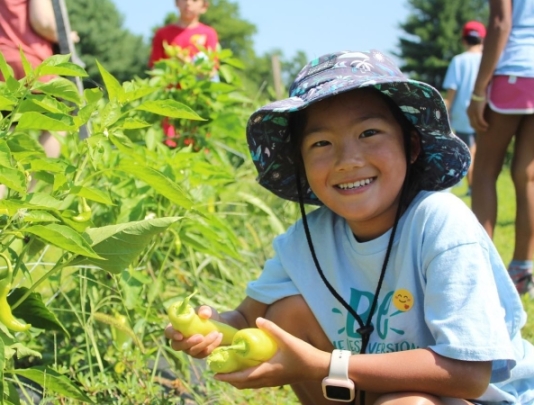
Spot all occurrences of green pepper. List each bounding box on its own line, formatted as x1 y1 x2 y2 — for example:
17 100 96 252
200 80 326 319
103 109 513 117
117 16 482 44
71 198 92 223
0 253 30 332
206 347 261 373
206 328 278 373
166 291 237 345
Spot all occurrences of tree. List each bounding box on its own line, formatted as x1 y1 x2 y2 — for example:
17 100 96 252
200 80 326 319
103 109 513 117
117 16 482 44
397 0 488 89
201 0 257 62
65 0 150 86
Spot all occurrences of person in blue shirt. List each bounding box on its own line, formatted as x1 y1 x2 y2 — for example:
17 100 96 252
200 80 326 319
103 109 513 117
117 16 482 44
443 20 486 196
467 0 534 297
166 50 534 405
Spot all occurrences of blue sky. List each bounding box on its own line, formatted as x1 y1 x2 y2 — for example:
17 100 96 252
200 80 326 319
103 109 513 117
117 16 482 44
112 0 410 60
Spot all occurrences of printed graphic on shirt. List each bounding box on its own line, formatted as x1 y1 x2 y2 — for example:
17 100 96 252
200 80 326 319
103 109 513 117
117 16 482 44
392 289 414 312
191 34 207 47
331 287 419 354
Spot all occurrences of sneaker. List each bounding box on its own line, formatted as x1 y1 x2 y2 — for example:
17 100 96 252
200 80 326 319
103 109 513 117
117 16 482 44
508 265 534 296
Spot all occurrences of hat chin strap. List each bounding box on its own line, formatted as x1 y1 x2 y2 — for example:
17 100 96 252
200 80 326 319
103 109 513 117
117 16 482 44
295 157 412 405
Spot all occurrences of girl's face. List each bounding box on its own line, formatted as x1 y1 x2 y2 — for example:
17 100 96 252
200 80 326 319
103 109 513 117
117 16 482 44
300 89 417 241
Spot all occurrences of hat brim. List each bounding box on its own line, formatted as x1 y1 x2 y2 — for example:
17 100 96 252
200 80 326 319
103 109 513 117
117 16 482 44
247 77 471 205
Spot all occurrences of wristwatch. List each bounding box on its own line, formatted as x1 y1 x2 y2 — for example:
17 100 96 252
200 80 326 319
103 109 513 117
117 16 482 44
321 349 355 402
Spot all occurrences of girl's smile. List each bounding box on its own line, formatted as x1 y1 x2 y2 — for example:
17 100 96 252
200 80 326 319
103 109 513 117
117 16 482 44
300 88 415 241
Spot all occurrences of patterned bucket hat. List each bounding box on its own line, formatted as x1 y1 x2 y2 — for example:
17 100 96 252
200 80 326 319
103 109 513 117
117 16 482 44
246 50 471 205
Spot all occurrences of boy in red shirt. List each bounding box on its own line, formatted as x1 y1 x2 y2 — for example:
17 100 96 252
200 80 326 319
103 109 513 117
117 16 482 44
149 0 219 147
149 0 218 67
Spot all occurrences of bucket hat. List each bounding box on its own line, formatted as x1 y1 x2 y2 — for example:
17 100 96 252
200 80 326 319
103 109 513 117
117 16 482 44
246 49 471 205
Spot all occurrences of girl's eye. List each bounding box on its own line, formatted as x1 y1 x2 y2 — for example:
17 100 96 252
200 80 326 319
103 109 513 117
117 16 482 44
312 140 330 147
361 129 378 138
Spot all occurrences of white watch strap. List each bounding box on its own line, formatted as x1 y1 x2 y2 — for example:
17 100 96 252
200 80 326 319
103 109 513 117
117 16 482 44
329 349 351 379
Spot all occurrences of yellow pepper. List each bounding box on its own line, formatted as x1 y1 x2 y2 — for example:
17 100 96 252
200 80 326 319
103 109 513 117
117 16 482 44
71 198 92 223
166 291 237 345
207 328 277 373
0 253 30 332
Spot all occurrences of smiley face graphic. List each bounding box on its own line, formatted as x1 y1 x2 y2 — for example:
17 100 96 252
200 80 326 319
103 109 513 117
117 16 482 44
392 289 414 312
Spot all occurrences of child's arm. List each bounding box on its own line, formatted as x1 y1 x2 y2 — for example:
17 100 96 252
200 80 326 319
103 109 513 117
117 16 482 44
164 297 268 359
216 318 492 400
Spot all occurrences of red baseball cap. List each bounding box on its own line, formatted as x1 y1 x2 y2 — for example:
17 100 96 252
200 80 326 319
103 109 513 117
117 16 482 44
462 21 486 38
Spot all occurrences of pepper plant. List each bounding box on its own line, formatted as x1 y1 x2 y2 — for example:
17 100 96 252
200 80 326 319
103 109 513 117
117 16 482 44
0 44 273 403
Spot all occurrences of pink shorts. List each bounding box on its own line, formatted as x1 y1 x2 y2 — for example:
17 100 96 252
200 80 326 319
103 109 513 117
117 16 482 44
488 75 534 114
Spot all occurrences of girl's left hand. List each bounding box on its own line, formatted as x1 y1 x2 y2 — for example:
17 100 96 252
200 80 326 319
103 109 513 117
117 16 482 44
214 317 330 389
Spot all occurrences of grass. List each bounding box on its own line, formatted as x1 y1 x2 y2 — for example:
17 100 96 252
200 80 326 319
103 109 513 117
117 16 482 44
452 169 533 341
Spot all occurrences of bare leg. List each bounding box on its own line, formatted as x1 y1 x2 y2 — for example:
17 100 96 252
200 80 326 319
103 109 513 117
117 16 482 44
471 109 521 237
511 114 534 261
28 131 65 192
39 131 63 158
375 393 474 405
265 295 334 405
467 143 476 192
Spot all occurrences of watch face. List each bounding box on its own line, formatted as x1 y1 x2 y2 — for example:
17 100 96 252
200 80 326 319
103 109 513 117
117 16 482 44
325 385 352 401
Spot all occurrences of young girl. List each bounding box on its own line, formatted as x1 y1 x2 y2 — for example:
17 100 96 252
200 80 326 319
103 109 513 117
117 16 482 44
165 50 534 404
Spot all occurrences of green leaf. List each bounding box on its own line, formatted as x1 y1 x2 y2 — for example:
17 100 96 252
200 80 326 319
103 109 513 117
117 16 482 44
5 381 21 405
21 210 60 224
116 161 193 209
84 88 103 104
24 193 64 210
69 217 182 274
70 186 113 205
10 367 93 403
30 158 73 174
119 118 151 129
0 331 4 401
96 60 123 102
6 133 44 162
135 100 205 121
238 192 286 235
36 55 88 78
32 78 82 105
0 140 12 168
17 112 75 131
19 48 32 78
223 58 245 69
0 94 16 111
0 167 26 194
19 95 73 114
218 65 235 83
8 288 69 336
0 52 13 81
121 86 157 103
24 224 102 259
100 100 122 128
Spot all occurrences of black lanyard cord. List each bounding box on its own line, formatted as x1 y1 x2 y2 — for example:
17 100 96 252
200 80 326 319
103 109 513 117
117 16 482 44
295 167 410 405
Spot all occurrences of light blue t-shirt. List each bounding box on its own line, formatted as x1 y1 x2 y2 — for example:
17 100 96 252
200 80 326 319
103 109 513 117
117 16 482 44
247 191 534 404
443 51 482 134
495 0 534 77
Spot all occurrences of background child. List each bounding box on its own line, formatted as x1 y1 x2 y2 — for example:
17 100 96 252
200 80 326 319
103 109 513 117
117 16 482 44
467 0 534 298
165 50 534 404
149 0 219 147
443 20 486 196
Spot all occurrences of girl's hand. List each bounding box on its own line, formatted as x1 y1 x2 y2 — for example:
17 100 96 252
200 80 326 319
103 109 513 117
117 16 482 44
164 305 224 358
467 97 489 133
214 317 330 389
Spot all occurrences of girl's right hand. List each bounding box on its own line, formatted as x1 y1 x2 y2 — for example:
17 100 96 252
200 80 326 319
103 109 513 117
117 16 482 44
164 305 224 358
